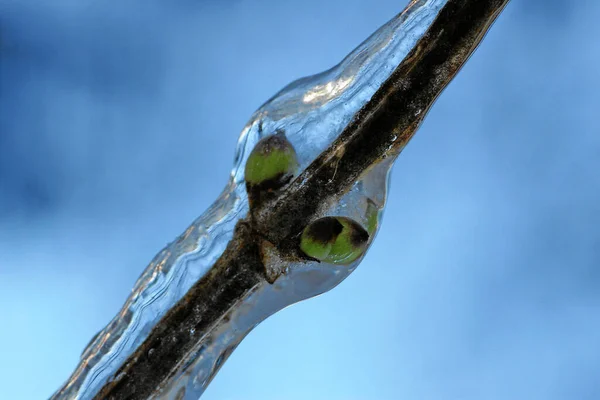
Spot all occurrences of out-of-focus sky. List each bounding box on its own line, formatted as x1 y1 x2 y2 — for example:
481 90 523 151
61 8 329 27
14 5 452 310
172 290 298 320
1 0 599 399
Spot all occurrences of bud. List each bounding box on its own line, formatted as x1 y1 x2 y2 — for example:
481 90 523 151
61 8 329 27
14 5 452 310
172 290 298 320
300 216 369 265
244 131 299 192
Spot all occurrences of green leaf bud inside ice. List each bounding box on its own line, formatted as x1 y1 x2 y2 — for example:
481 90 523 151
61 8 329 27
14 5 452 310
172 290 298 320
244 131 299 190
300 216 369 265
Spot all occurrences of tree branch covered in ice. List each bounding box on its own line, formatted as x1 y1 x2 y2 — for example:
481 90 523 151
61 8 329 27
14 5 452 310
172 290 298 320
51 1 510 399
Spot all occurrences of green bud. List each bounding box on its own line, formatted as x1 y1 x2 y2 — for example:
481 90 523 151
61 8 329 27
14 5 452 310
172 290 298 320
300 216 369 265
244 131 299 191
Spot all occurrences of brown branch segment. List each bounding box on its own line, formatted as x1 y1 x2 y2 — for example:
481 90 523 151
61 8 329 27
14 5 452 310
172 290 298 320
92 222 266 400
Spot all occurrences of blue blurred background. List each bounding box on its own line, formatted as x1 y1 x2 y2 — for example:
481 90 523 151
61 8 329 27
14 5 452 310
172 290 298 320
1 0 598 399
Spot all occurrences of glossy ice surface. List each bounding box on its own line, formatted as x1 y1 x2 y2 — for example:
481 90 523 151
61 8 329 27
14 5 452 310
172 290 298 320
50 1 449 399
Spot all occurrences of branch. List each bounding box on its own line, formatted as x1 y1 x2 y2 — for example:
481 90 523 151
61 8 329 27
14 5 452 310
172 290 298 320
51 1 510 399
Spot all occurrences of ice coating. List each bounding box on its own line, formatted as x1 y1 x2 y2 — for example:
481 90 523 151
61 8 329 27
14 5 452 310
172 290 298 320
50 1 449 399
51 181 249 400
149 157 395 400
232 0 446 186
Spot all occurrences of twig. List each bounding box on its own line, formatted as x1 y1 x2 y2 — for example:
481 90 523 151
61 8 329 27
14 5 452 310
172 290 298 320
52 1 510 399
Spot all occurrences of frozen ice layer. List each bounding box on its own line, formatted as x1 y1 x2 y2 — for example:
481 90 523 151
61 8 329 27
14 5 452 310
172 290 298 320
49 0 508 399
